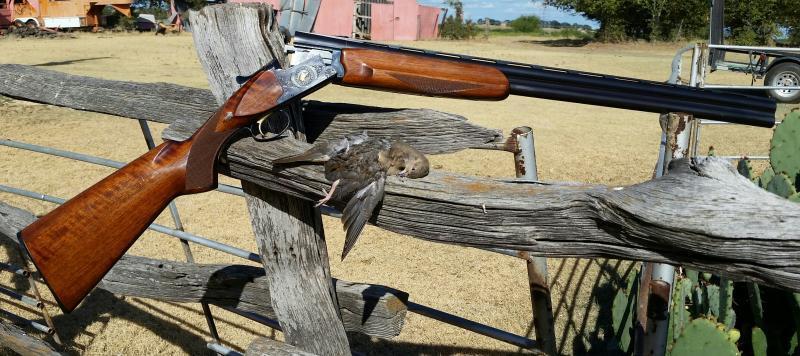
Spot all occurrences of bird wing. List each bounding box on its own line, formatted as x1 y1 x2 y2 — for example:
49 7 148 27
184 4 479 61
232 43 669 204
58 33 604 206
324 138 390 199
340 175 386 259
273 139 341 164
274 133 372 164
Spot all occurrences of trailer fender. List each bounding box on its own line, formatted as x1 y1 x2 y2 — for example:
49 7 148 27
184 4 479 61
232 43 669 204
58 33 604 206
766 56 800 72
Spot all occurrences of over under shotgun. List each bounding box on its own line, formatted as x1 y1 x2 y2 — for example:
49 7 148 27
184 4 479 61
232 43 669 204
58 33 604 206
20 34 777 313
291 31 777 127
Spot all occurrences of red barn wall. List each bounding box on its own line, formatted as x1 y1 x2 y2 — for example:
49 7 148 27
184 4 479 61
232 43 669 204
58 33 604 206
223 0 440 40
417 4 440 39
370 2 394 41
312 0 352 36
390 0 418 40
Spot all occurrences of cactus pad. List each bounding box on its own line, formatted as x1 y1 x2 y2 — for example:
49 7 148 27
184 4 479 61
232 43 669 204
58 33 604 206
612 269 638 352
686 269 699 288
669 318 738 356
752 326 767 356
770 111 800 186
767 172 797 198
759 166 775 189
612 289 633 351
719 278 736 330
707 284 720 317
737 159 755 180
669 277 693 345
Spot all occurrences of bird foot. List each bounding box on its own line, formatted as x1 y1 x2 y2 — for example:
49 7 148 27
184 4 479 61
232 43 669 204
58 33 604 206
314 179 340 207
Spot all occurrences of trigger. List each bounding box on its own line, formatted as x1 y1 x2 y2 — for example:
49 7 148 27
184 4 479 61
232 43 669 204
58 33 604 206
248 109 291 141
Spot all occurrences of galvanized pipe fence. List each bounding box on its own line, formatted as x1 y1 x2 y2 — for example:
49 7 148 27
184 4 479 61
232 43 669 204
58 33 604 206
0 119 550 353
636 42 784 356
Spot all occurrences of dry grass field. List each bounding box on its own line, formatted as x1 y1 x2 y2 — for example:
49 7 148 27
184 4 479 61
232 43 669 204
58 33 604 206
0 32 791 355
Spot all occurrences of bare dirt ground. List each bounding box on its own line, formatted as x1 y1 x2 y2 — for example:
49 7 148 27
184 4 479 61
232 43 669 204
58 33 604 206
0 32 790 355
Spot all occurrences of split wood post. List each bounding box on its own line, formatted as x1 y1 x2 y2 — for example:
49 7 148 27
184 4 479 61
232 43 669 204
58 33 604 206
189 4 350 355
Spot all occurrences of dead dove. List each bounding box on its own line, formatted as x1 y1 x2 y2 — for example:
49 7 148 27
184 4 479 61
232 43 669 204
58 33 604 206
274 133 429 259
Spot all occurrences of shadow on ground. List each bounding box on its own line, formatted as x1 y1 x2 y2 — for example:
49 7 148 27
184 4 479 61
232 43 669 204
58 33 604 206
1 202 637 355
33 57 112 67
518 38 592 47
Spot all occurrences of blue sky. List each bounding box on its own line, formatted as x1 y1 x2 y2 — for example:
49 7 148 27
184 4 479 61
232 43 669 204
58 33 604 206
417 0 598 28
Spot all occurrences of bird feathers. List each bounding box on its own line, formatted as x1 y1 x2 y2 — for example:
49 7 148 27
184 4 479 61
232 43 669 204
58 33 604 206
273 133 428 260
341 178 385 259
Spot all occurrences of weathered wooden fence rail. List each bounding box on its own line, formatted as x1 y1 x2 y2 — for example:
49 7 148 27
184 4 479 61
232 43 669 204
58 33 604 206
0 201 407 339
1 52 799 291
2 3 800 354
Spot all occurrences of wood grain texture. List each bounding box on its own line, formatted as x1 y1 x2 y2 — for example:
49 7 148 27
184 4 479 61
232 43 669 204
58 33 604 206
246 338 319 356
189 3 286 105
0 319 60 356
19 139 193 312
16 65 287 312
300 101 503 154
166 100 502 154
243 182 350 355
340 48 510 100
214 136 800 292
0 64 216 124
0 65 502 154
100 256 408 339
191 4 350 355
0 201 408 339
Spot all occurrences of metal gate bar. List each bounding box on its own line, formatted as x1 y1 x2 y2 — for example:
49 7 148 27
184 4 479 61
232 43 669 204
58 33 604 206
0 184 539 349
138 120 222 346
0 119 545 351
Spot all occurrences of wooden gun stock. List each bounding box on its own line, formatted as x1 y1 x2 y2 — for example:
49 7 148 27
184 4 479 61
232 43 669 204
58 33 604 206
19 70 282 312
339 48 510 100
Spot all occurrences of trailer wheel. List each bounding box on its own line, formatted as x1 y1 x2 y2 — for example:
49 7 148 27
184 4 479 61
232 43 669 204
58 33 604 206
765 62 800 103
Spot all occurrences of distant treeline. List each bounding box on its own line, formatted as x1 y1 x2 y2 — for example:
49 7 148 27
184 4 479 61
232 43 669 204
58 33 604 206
476 18 592 31
544 0 800 45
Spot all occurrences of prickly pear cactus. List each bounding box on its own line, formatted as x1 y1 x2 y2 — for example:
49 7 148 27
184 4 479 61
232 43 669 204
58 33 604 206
685 269 699 287
719 278 736 330
737 159 755 180
759 166 775 189
747 283 764 326
770 111 800 187
669 318 739 356
766 172 797 198
752 326 767 356
612 269 638 352
669 277 694 345
706 284 720 316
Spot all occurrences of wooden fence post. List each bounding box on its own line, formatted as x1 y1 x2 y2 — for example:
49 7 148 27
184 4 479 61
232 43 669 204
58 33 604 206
189 4 350 355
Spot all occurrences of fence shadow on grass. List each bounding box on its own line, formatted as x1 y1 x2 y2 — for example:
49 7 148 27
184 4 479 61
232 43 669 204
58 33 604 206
518 38 592 47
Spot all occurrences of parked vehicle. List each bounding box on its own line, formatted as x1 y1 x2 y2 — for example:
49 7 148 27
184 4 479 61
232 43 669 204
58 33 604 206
0 0 132 29
707 0 800 103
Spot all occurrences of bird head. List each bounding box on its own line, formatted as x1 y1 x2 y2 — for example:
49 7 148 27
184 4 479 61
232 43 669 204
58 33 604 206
388 142 429 179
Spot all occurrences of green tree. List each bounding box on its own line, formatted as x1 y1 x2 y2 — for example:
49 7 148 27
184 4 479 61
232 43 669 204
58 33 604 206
509 15 542 33
542 0 772 43
439 1 476 40
725 0 780 45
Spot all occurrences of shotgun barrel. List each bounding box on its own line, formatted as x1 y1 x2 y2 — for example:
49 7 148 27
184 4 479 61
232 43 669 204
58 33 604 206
293 32 777 128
